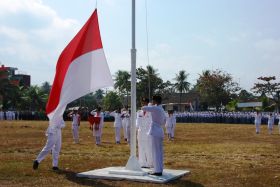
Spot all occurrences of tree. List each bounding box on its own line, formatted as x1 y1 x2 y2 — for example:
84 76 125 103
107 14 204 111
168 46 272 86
196 69 240 111
251 76 280 111
94 89 104 106
102 91 122 111
0 70 21 110
41 81 51 95
114 70 131 106
238 89 255 102
22 85 48 111
136 65 163 101
173 70 191 111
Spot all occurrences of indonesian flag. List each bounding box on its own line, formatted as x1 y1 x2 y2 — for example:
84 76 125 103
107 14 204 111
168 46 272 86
46 9 113 126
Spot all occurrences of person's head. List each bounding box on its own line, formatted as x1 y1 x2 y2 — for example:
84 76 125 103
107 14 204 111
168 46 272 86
141 97 149 106
152 95 162 105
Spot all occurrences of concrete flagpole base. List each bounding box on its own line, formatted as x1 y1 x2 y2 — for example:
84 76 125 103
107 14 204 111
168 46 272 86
108 155 146 176
77 167 190 183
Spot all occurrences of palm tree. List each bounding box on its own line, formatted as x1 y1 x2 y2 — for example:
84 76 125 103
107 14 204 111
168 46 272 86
23 86 48 111
136 65 163 101
174 70 190 111
114 70 131 106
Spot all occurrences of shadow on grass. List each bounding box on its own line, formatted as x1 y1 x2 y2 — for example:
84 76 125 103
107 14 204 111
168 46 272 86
57 169 204 187
56 169 112 187
167 178 204 187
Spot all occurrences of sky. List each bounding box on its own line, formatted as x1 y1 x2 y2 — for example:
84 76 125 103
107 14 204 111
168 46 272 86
0 0 280 91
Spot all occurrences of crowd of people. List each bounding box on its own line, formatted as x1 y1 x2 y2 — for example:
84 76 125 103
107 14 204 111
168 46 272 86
174 111 280 125
0 110 47 120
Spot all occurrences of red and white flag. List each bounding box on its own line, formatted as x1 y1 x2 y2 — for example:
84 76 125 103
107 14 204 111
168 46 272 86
46 9 113 126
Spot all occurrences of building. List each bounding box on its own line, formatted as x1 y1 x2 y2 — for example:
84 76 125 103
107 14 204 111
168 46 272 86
0 64 30 87
162 91 200 112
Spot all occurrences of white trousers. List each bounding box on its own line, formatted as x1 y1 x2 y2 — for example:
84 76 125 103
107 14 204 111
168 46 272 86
72 125 79 143
171 124 176 138
151 135 164 173
255 123 261 133
138 133 153 167
268 123 273 134
115 127 121 142
36 129 62 167
122 122 127 139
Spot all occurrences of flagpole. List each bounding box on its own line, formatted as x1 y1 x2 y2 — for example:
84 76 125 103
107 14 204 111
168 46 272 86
130 0 136 158
124 0 143 172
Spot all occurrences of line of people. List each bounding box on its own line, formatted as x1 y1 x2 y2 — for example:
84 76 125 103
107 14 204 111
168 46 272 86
254 111 280 134
32 95 171 176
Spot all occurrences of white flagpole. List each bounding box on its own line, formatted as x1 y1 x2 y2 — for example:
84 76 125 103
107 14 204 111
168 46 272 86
124 0 142 172
130 0 136 157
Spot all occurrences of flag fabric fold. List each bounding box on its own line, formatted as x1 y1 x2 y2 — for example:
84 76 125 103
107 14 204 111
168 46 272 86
46 9 113 126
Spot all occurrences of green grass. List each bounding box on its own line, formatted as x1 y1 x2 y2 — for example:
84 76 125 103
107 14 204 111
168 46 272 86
0 121 280 187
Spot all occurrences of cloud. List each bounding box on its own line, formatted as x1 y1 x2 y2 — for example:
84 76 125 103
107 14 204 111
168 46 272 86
0 0 80 85
254 38 280 62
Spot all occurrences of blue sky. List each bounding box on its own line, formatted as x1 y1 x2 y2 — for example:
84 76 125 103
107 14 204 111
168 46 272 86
0 0 279 91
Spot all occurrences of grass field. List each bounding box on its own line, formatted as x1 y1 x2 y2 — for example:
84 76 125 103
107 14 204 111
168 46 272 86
0 120 280 187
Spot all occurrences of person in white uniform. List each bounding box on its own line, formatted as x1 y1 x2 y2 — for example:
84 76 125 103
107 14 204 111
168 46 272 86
165 110 175 141
136 98 153 168
110 108 122 144
142 95 166 176
254 111 262 134
33 117 65 171
121 108 128 142
68 109 80 144
278 113 280 134
267 113 274 135
170 111 176 140
0 109 4 120
123 110 131 144
90 107 104 145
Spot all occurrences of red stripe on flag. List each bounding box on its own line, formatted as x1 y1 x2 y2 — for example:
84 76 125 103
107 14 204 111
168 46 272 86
46 9 102 114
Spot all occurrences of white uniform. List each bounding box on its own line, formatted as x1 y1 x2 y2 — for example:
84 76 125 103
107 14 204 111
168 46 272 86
123 112 131 143
90 111 104 145
121 111 128 141
136 110 153 168
142 104 166 173
70 113 80 143
267 114 274 134
111 111 122 143
171 115 176 139
0 110 4 120
254 113 262 134
35 118 65 168
165 113 175 140
278 114 280 134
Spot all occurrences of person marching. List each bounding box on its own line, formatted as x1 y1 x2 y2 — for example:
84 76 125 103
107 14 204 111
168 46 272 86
254 111 262 134
33 117 65 171
110 108 122 144
142 95 166 176
267 113 275 135
68 109 81 144
136 98 153 168
90 107 104 145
